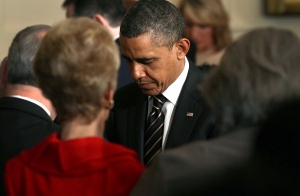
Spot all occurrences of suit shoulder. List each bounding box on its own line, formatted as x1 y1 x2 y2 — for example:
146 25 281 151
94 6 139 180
115 83 139 96
114 83 145 107
189 61 216 76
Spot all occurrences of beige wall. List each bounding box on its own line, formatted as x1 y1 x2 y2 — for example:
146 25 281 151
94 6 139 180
1 0 300 58
0 0 64 58
222 0 300 39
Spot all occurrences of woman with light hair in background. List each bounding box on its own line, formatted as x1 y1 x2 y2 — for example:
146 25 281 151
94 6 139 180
4 18 145 196
179 0 232 67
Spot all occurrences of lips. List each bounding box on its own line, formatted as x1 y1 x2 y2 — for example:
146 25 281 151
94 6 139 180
139 83 151 89
138 81 154 90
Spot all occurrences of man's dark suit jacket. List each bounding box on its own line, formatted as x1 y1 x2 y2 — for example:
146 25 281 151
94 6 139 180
0 97 60 195
105 61 218 162
115 38 134 89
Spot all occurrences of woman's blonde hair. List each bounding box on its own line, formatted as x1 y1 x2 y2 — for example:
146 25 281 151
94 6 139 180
34 18 119 124
179 0 232 51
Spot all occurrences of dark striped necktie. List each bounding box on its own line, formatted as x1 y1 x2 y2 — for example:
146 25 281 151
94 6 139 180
144 94 166 166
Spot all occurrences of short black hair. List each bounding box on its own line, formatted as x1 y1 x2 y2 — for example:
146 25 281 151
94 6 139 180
64 0 126 27
120 0 185 49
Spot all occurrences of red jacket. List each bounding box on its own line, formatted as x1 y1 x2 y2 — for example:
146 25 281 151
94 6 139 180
5 133 145 196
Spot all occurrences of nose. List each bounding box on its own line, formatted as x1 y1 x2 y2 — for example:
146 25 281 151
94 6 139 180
130 63 145 80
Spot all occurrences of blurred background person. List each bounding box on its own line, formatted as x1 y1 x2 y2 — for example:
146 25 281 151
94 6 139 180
202 98 300 195
179 0 232 67
0 57 7 96
131 27 300 195
62 0 134 89
248 98 300 194
5 18 145 196
0 24 60 195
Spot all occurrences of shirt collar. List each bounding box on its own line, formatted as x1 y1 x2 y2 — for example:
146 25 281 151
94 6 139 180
162 57 189 105
10 95 51 117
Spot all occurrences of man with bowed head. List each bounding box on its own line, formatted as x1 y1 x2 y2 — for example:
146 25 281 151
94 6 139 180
105 0 218 166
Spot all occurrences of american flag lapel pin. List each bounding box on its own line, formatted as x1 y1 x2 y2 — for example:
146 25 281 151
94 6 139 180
186 112 193 117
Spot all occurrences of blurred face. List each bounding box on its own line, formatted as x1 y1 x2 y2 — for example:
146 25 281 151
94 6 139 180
120 34 186 96
65 3 75 18
184 13 214 52
0 57 7 96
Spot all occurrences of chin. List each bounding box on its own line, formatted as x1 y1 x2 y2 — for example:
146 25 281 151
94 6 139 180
141 89 160 96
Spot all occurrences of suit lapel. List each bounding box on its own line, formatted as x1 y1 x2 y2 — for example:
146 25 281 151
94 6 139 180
165 63 205 149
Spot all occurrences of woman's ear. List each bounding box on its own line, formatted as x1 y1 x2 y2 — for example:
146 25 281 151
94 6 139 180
176 38 190 60
102 88 114 110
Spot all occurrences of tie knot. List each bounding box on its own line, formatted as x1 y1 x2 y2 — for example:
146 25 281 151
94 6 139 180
153 94 166 109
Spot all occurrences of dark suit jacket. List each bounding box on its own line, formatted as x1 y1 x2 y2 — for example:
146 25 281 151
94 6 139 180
0 97 60 195
105 61 218 161
186 39 196 64
115 38 134 89
131 127 258 196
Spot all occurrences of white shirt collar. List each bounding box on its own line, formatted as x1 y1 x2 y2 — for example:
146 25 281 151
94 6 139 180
114 34 120 41
162 57 189 105
10 95 51 117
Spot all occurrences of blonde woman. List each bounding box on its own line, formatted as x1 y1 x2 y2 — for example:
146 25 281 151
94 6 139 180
179 0 232 66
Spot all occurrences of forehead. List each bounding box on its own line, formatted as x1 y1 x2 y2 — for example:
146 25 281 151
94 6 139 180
120 34 169 57
120 33 152 47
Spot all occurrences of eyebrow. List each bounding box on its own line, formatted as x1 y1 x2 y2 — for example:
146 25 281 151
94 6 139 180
136 57 156 62
121 55 157 62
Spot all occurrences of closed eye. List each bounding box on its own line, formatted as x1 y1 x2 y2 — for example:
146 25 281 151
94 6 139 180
136 58 156 65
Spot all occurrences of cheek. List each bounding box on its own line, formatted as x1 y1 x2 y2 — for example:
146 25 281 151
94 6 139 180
146 65 168 87
203 28 214 42
159 62 177 86
196 29 214 50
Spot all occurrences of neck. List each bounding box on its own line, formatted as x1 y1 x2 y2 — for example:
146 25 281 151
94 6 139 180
108 26 120 40
5 84 56 120
60 113 106 141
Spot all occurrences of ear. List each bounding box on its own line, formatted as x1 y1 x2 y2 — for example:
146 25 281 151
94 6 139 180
175 38 190 60
93 14 110 28
104 88 114 102
101 87 115 110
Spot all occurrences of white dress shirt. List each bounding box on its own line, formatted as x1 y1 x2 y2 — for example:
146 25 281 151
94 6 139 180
147 57 189 150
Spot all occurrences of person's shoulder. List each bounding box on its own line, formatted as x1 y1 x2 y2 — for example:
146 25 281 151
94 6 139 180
0 97 48 117
0 96 21 105
198 63 216 73
115 82 139 96
114 82 145 106
184 62 209 87
188 61 215 75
